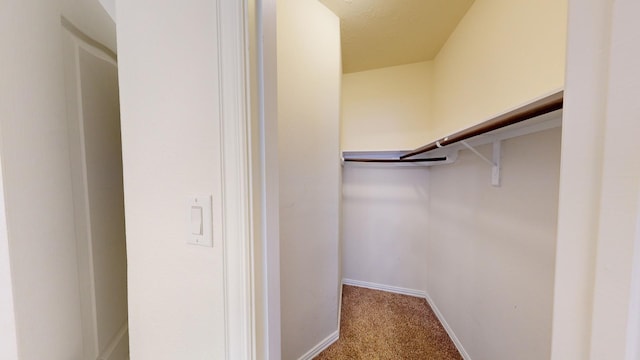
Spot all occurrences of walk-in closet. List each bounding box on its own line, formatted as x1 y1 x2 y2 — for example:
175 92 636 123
277 0 566 359
5 0 639 359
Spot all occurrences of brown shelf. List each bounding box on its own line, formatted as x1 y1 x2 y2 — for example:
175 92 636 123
401 90 563 159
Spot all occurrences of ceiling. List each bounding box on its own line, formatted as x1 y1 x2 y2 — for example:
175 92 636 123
319 0 475 73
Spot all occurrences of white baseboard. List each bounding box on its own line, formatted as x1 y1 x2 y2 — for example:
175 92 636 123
297 330 339 360
424 294 471 360
342 278 427 299
338 281 343 329
342 279 471 360
98 323 129 360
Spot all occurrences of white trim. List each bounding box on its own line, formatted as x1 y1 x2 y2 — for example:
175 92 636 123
62 27 101 360
626 191 640 359
424 293 472 360
294 275 345 360
297 330 340 360
295 283 343 360
0 125 18 360
98 323 128 360
62 20 129 360
217 0 256 358
252 0 281 358
342 279 472 360
342 278 427 299
337 280 344 333
97 0 116 23
60 17 117 64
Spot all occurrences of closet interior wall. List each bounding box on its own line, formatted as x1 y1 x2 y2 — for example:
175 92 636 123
341 62 433 152
342 62 433 293
426 127 561 359
431 0 567 139
340 0 567 359
277 0 342 359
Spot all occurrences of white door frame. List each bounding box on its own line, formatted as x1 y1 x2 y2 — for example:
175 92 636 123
0 140 18 360
218 0 280 358
253 0 282 358
217 0 254 357
626 191 640 360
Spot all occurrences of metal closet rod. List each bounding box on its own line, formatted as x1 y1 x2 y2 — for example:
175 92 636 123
400 90 564 160
343 157 447 163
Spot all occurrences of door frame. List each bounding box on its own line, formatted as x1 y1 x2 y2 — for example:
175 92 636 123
61 18 128 360
219 0 281 358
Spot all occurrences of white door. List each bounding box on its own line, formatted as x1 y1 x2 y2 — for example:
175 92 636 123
62 23 129 360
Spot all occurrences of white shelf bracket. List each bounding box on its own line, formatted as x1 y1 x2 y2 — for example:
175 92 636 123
491 141 502 187
460 140 502 187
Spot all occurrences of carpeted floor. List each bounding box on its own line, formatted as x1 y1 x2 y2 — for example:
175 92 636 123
316 285 463 360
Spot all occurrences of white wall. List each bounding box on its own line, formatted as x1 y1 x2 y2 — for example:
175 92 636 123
588 0 640 356
277 0 342 358
341 62 432 151
0 0 117 358
570 0 640 358
342 166 429 292
552 0 640 357
428 127 561 360
550 1 611 358
432 0 567 140
340 63 433 294
116 0 225 358
0 1 94 359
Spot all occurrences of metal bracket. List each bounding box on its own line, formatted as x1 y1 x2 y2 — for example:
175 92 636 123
460 140 502 187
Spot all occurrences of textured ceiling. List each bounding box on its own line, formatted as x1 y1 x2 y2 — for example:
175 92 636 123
319 0 474 73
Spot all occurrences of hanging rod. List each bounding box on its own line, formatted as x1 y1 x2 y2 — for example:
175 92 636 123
343 157 447 163
400 90 564 159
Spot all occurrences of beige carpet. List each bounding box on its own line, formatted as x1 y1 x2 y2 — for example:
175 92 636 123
316 285 463 360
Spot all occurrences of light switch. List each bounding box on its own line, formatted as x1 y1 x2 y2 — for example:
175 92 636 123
191 206 203 235
187 195 213 247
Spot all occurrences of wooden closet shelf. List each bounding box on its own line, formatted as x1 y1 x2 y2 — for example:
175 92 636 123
401 90 564 159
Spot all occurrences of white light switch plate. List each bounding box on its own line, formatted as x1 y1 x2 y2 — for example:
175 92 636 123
187 195 213 247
